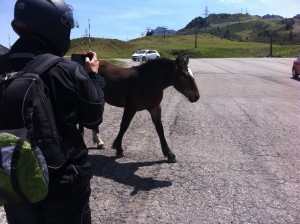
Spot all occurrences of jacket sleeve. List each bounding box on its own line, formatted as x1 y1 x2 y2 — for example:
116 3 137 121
46 60 105 130
73 64 105 129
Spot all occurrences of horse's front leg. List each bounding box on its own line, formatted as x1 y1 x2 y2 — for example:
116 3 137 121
92 127 105 149
148 105 176 163
113 106 136 158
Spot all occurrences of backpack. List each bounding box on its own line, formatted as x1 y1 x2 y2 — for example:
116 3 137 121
0 54 66 205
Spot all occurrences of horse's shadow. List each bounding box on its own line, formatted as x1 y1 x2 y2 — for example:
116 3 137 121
89 154 172 196
291 77 300 82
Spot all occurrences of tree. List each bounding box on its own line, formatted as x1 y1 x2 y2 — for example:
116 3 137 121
224 29 230 39
146 29 154 36
283 18 295 31
289 31 293 41
184 17 208 29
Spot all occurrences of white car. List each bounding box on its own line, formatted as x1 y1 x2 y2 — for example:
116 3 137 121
132 49 160 61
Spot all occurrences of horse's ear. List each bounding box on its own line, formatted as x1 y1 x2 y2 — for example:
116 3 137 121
185 56 189 64
176 55 189 65
175 56 181 68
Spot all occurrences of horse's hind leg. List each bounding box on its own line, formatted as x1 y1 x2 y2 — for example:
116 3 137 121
92 127 105 149
113 106 136 158
78 124 84 137
148 105 176 163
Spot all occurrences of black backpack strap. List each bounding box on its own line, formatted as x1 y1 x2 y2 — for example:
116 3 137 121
22 54 63 74
10 138 28 201
0 149 2 170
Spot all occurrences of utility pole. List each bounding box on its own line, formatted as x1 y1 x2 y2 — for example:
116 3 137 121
269 31 273 57
203 6 209 30
8 34 11 49
81 19 92 51
88 19 91 51
265 29 274 57
258 29 274 57
195 29 198 48
203 6 209 19
162 26 167 38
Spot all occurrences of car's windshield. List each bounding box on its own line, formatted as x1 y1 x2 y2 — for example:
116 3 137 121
136 50 147 54
297 55 300 60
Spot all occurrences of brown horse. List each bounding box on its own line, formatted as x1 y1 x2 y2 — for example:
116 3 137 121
82 56 199 163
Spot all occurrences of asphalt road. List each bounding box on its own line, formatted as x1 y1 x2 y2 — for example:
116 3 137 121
1 58 300 224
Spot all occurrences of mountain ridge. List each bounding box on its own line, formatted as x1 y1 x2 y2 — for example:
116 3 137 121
0 44 9 54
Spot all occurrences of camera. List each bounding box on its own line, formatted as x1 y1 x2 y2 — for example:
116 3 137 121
71 53 93 66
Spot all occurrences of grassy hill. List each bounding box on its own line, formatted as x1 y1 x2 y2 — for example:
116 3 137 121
208 18 300 45
68 34 300 59
67 14 300 59
208 13 259 24
178 14 300 46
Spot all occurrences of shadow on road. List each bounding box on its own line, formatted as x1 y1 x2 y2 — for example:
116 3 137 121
89 154 172 196
291 77 300 81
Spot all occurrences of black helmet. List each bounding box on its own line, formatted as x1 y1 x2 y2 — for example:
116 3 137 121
12 0 78 56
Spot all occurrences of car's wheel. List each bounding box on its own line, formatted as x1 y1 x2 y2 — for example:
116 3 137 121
142 56 146 61
292 68 299 79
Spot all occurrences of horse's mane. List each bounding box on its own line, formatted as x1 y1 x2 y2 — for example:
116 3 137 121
140 58 173 68
136 58 174 78
99 58 175 81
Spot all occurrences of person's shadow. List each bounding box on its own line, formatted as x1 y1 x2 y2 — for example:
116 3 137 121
89 154 172 196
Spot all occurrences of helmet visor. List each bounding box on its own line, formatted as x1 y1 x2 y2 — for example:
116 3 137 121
61 5 79 29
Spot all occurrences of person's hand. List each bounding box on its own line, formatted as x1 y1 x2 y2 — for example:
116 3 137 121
84 51 99 73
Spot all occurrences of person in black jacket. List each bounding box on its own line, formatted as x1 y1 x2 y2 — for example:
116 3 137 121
0 0 104 223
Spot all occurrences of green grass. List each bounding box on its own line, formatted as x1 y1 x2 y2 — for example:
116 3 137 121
207 18 300 46
67 34 300 59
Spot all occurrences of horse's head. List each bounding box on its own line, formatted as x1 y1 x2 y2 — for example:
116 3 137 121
172 56 200 103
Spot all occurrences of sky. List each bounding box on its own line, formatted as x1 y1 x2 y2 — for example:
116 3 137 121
0 0 299 48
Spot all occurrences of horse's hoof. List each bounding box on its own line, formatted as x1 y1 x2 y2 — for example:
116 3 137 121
167 156 177 163
116 152 124 158
97 144 105 149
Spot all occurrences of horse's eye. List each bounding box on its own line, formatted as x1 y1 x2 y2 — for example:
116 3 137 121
180 70 190 79
182 67 194 78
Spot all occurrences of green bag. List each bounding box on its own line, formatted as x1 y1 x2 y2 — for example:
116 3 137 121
0 132 49 205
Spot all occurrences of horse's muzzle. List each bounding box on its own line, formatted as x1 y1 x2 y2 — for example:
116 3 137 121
188 93 200 103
